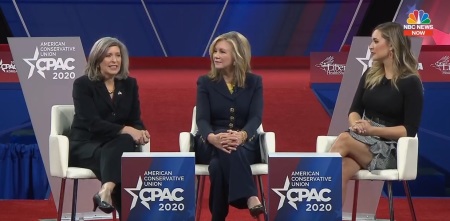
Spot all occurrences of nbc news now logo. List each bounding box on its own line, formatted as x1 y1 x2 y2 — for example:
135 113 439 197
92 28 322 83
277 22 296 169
403 9 433 36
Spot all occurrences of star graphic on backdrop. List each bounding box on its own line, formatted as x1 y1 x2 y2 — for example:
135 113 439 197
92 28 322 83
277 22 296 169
355 47 372 75
124 176 146 210
406 4 416 14
23 47 45 79
272 176 297 210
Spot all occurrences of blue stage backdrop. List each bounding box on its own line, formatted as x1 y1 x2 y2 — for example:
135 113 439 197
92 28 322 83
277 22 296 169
0 0 369 56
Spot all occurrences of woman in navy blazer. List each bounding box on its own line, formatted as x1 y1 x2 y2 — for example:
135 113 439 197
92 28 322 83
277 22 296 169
69 37 149 218
195 31 265 220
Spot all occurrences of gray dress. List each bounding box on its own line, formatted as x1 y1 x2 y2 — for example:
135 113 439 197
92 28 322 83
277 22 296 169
348 115 397 171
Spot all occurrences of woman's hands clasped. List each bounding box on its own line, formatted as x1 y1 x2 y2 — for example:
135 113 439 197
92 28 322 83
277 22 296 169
122 126 150 145
207 130 246 154
350 119 373 136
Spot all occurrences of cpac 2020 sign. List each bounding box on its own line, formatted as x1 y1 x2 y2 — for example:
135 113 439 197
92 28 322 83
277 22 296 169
269 153 342 221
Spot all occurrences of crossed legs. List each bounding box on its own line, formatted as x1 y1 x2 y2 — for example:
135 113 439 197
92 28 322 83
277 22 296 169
329 132 373 204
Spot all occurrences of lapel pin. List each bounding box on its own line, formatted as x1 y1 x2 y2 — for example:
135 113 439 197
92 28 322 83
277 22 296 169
118 91 122 95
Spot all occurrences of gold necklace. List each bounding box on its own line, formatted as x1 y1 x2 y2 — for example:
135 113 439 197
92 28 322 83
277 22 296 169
105 81 115 95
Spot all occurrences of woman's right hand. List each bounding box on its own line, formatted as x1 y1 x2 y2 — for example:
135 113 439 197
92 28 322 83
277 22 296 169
350 120 369 135
122 126 146 144
207 133 235 153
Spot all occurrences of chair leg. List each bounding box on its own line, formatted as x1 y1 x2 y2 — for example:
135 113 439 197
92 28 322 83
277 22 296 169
387 181 394 221
57 178 66 221
113 210 117 221
195 176 199 205
257 175 268 221
196 176 205 221
403 181 417 221
351 180 359 221
71 179 79 221
253 177 262 221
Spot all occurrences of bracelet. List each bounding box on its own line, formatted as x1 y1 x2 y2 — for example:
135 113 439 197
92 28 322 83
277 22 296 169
240 130 248 144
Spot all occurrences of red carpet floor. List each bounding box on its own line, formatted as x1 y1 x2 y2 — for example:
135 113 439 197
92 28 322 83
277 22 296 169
2 66 449 220
2 197 450 221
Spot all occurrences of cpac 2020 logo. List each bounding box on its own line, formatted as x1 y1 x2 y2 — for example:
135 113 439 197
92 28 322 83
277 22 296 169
125 176 185 211
23 46 75 79
272 176 331 210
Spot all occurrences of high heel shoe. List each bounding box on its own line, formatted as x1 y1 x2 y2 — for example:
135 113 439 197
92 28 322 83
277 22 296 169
249 204 265 218
93 193 115 214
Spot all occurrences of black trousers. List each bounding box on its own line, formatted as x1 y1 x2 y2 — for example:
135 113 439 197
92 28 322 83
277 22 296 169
196 137 260 221
70 134 137 220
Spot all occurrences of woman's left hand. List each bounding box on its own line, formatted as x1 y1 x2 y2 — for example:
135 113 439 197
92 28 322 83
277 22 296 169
225 130 245 148
352 120 373 135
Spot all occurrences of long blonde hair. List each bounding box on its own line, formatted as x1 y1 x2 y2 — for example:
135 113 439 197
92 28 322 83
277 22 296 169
366 22 420 89
208 31 251 88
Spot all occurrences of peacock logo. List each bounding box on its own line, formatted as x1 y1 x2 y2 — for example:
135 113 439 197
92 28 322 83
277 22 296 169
407 10 431 24
403 9 433 36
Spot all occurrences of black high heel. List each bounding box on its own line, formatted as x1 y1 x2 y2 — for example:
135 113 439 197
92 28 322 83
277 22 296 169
93 193 115 214
249 204 265 218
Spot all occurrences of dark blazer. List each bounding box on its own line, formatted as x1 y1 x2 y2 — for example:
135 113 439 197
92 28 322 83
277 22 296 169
196 73 263 151
69 75 145 159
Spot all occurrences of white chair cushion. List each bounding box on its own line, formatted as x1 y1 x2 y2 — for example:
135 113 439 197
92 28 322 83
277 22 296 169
353 169 399 181
66 167 97 179
195 164 209 176
195 163 268 176
251 164 268 175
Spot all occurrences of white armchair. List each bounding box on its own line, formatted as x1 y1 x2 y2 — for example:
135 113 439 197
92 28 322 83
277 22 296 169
316 135 418 221
179 106 275 221
49 105 150 221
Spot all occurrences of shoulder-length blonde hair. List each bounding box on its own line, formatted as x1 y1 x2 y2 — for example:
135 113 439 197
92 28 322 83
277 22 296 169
366 22 420 89
208 31 251 88
86 37 129 81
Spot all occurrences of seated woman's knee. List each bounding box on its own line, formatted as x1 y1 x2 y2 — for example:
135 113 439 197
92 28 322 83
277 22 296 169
117 134 134 142
330 133 352 155
115 134 136 151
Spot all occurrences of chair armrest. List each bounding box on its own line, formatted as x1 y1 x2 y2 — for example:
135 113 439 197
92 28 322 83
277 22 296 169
141 140 150 152
316 136 337 153
259 132 275 164
179 132 192 152
49 134 69 178
397 136 418 180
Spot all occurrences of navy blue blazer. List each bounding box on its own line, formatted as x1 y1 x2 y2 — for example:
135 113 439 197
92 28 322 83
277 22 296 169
69 75 145 159
196 73 263 151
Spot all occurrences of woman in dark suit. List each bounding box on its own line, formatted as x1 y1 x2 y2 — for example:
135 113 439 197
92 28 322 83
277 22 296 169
68 37 149 218
195 31 265 221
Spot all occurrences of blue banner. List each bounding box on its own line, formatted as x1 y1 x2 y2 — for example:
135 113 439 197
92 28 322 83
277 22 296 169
121 152 195 221
268 152 342 221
